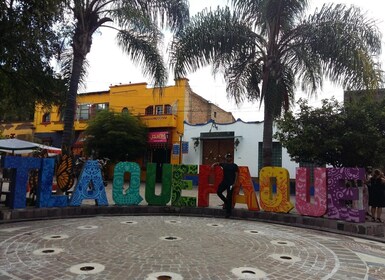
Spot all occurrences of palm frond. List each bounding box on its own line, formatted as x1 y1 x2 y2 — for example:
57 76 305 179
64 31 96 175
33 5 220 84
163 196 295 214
301 3 382 90
117 29 167 88
231 0 309 34
170 7 263 79
224 56 263 104
60 50 88 92
116 0 189 32
111 3 156 34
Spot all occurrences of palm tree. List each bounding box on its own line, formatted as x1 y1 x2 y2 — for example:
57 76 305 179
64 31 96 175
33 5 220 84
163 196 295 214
60 0 189 154
170 0 382 167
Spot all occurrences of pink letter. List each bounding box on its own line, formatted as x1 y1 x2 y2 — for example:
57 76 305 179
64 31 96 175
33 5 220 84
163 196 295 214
295 168 327 217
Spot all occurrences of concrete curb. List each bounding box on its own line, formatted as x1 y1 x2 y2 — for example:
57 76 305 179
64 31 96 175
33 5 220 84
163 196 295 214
1 205 384 242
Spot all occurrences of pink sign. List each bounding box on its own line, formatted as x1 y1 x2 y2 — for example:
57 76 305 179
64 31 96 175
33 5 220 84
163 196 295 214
148 131 168 143
295 168 327 217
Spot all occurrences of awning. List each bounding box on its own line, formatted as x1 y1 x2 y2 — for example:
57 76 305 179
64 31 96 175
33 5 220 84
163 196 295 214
195 131 242 140
192 136 243 140
0 138 61 156
0 138 39 154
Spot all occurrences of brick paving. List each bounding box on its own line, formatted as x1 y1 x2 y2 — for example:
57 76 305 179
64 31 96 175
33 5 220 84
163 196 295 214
1 215 385 279
1 183 385 279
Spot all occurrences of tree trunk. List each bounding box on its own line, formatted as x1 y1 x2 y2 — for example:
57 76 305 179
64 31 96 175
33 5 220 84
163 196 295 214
261 59 273 168
262 99 273 167
61 52 84 154
57 50 86 194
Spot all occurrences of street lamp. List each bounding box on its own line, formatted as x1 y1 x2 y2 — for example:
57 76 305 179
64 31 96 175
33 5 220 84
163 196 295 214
234 138 240 150
194 139 200 151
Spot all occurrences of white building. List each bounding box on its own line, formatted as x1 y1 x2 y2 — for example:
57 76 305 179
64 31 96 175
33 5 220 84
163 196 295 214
182 119 299 179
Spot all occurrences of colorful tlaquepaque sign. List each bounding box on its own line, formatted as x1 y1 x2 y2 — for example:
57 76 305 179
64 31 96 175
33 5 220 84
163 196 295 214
2 156 365 223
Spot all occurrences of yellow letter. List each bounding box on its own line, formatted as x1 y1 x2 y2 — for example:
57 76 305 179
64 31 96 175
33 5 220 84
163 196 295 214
259 167 293 213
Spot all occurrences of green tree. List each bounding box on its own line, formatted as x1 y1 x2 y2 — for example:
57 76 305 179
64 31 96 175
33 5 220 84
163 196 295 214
275 98 345 167
340 97 385 168
0 0 66 121
59 0 189 153
170 0 382 167
275 98 385 168
83 110 148 162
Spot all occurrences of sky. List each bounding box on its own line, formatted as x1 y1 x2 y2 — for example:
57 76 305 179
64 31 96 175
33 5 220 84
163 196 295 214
83 0 385 122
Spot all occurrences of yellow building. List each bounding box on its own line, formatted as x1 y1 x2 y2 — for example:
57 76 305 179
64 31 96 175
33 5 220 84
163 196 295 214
29 78 234 180
0 122 35 141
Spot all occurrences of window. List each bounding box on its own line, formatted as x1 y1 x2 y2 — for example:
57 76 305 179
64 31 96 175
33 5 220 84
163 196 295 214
155 105 163 115
96 103 108 111
122 107 129 114
145 106 153 115
90 103 109 118
42 113 50 123
258 142 282 172
165 104 172 114
79 104 90 120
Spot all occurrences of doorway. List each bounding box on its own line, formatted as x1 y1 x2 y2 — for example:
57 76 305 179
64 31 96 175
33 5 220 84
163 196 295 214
202 139 234 165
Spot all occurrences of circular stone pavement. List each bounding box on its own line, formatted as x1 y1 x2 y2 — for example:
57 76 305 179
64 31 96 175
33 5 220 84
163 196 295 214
1 216 385 279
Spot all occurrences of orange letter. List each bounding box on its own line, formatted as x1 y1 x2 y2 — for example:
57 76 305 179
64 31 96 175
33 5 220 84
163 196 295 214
233 166 260 211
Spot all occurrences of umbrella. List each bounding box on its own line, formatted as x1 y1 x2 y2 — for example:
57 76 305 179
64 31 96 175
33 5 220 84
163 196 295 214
0 139 61 156
0 138 39 154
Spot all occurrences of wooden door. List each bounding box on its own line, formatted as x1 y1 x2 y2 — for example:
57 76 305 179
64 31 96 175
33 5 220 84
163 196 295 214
202 139 234 165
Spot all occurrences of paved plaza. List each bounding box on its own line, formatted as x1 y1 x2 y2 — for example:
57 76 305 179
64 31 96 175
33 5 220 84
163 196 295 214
1 215 385 280
1 183 385 279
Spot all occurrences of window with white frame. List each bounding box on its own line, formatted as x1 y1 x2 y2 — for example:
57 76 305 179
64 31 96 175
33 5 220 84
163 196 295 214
155 105 163 115
78 104 90 120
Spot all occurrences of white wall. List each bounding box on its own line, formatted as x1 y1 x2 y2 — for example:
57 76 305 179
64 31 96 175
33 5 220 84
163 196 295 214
183 119 299 179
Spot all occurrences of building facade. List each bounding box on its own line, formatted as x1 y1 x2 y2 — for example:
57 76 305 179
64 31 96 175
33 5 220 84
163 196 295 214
0 122 35 141
183 119 299 179
13 78 232 180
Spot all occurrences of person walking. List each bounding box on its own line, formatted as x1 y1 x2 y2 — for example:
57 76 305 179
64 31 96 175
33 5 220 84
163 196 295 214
369 169 385 223
364 166 373 220
211 153 239 218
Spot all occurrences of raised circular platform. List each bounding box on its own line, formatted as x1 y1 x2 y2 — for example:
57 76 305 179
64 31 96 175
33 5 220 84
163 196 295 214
1 215 385 279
